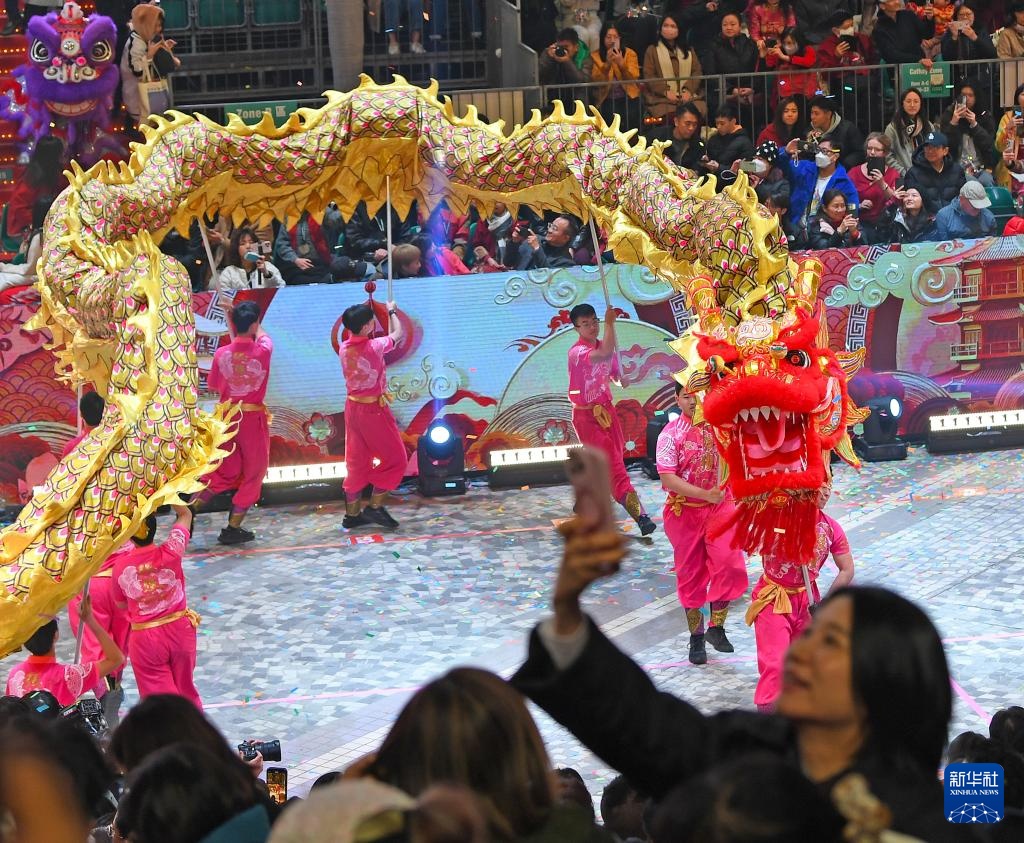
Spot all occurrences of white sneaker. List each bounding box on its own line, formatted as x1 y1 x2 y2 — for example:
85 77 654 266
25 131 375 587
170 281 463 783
387 42 400 56
410 41 425 54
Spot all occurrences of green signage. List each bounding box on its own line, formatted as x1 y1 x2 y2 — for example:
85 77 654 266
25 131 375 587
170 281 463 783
224 100 299 123
898 61 951 98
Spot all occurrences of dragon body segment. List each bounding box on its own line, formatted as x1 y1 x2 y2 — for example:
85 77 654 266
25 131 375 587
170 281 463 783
0 77 859 654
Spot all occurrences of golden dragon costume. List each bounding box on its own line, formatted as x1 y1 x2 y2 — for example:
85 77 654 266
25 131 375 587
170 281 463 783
0 77 863 654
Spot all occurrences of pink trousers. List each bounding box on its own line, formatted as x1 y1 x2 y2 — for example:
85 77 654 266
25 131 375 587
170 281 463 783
129 618 202 708
201 410 270 510
663 503 748 609
68 578 130 696
751 576 820 706
343 399 406 497
571 404 634 502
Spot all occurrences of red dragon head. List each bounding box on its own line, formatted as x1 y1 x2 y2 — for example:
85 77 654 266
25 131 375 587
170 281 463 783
672 257 866 560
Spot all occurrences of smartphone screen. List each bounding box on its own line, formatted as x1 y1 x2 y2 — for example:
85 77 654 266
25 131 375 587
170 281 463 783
266 768 288 805
260 240 272 255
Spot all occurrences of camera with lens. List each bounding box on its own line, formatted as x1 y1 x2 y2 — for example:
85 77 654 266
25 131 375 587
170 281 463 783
553 45 568 58
61 698 109 739
238 739 282 762
764 38 777 48
796 139 820 161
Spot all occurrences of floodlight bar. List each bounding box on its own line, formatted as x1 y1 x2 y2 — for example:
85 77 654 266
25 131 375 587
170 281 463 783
263 462 348 485
488 445 582 467
926 411 1024 455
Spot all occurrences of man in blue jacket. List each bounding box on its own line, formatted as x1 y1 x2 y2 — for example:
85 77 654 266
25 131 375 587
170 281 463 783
777 137 860 248
932 181 996 241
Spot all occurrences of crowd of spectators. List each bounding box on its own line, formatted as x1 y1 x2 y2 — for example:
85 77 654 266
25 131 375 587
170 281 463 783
532 0 1024 250
2 512 1023 842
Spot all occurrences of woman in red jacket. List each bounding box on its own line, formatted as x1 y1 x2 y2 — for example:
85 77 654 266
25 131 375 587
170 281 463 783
763 27 818 108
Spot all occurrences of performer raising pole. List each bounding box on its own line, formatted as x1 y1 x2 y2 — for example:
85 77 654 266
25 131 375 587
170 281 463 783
339 299 406 531
192 300 273 545
386 177 394 302
567 299 656 537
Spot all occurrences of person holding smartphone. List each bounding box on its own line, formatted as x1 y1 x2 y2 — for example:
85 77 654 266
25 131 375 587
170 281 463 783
218 228 284 291
995 82 1024 196
938 83 997 187
807 188 862 249
848 133 902 243
592 22 641 134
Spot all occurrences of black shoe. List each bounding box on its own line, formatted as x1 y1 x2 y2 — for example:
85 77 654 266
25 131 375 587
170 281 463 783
342 512 370 529
363 505 399 529
637 515 657 536
688 633 707 665
1 20 22 36
218 525 255 545
705 625 734 653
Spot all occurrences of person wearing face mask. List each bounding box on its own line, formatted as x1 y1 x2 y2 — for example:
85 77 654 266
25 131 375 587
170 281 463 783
790 0 855 44
884 186 937 243
780 135 859 246
763 26 818 106
816 13 877 131
997 2 1024 60
938 82 996 186
642 15 706 123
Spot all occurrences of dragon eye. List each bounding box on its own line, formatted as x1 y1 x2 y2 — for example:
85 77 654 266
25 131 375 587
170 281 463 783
30 41 50 63
90 42 113 62
786 350 811 368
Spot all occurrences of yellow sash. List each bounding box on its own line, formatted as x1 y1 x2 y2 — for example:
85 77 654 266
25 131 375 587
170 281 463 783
348 392 394 408
576 403 613 429
91 570 113 578
666 493 710 514
131 607 201 631
238 402 273 424
745 574 807 625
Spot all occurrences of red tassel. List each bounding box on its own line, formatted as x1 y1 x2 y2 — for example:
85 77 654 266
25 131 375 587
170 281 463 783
710 493 820 560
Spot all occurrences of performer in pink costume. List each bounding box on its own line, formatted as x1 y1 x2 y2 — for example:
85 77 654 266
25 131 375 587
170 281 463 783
656 382 748 665
61 390 105 457
111 505 203 708
67 542 132 722
5 596 125 707
339 300 405 530
194 300 273 545
568 303 656 536
746 483 854 711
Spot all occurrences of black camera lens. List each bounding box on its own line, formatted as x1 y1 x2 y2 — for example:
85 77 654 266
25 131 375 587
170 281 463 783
238 739 282 762
554 45 568 57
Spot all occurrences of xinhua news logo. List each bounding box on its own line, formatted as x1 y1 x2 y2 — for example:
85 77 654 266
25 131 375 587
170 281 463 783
944 763 1004 824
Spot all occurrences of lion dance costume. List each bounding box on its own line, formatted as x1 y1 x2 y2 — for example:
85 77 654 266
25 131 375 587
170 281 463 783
0 77 864 656
0 2 120 160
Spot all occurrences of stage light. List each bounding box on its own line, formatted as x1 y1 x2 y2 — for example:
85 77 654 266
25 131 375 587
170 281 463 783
417 420 466 496
927 410 1024 455
853 396 908 462
487 445 581 489
642 408 680 479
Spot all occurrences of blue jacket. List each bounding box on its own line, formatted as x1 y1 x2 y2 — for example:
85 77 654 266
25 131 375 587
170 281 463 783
777 155 860 236
932 199 996 241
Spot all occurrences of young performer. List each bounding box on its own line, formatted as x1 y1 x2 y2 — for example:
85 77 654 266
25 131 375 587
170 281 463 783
61 390 105 457
656 382 748 665
67 541 132 723
111 504 203 708
194 300 273 545
5 597 125 707
746 482 854 711
568 303 656 536
339 300 406 530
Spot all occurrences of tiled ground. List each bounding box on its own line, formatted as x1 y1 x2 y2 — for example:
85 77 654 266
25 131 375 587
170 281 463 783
6 446 1024 802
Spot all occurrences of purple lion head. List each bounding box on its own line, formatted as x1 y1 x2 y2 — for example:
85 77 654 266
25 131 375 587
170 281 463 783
21 2 117 142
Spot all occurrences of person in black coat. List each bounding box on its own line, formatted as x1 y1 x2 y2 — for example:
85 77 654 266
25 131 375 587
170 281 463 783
807 94 865 171
651 102 707 173
807 188 862 249
666 0 746 65
703 12 761 119
872 0 936 64
902 130 967 214
883 186 938 243
937 82 998 182
344 201 418 264
512 517 984 842
704 102 755 173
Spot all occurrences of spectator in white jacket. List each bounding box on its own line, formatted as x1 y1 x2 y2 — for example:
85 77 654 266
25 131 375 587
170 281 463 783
217 228 285 291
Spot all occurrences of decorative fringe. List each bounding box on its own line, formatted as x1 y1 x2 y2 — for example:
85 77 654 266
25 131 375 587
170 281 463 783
710 491 820 560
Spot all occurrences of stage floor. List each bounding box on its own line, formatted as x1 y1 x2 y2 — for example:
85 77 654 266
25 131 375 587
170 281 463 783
7 446 1024 798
